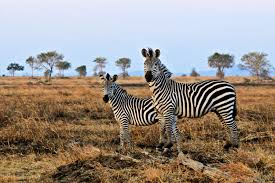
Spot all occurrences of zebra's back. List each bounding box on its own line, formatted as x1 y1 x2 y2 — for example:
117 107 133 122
174 80 236 118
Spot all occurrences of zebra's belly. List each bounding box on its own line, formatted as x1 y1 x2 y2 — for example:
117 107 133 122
129 117 158 126
176 105 212 118
126 107 158 126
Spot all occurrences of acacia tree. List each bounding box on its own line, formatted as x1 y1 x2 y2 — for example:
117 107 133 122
55 61 71 77
75 65 87 77
239 52 274 80
7 63 24 76
26 56 36 78
190 68 200 77
36 51 64 81
93 57 107 76
115 57 131 78
208 53 234 79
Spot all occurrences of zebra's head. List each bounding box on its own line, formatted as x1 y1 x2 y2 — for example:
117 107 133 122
141 48 162 82
99 73 118 103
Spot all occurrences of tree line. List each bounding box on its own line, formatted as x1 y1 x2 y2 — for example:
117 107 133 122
2 50 274 80
3 51 132 80
191 51 273 80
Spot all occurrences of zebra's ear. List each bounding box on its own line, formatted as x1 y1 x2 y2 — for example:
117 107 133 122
106 73 111 80
112 74 118 82
155 49 160 58
141 48 147 58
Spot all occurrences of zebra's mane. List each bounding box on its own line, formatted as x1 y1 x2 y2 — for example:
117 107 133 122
148 48 154 57
113 83 128 95
158 61 173 79
145 47 173 79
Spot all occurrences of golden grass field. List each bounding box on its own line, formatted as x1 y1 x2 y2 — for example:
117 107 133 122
0 76 274 182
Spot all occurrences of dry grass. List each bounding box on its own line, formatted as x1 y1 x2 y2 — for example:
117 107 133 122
0 76 274 182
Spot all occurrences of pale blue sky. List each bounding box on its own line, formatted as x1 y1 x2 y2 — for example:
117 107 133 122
0 0 274 76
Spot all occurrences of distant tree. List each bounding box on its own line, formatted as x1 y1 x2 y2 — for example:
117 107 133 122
55 61 71 77
115 57 131 78
208 53 234 79
93 57 107 76
75 65 87 77
26 56 36 78
36 51 64 81
7 63 24 76
190 68 200 77
239 52 274 80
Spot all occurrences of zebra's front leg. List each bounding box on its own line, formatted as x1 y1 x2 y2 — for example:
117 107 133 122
156 117 166 152
162 113 175 156
119 119 132 154
172 118 182 155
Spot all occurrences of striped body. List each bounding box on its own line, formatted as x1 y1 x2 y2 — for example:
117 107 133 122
109 83 159 126
150 75 237 119
142 48 239 154
100 73 167 150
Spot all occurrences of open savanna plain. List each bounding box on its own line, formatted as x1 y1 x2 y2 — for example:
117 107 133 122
0 76 274 183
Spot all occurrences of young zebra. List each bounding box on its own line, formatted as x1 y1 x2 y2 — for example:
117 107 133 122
100 73 173 151
141 48 239 155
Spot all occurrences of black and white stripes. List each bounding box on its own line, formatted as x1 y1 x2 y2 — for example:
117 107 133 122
100 73 162 150
141 48 239 154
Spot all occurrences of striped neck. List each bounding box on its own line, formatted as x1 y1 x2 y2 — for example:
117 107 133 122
108 83 130 105
148 71 169 90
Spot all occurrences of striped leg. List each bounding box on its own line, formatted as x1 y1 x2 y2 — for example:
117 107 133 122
156 117 166 151
216 110 239 150
172 118 182 154
119 119 132 152
163 112 175 155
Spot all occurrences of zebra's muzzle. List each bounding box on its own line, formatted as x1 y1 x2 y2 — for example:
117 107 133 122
103 95 109 103
145 71 153 82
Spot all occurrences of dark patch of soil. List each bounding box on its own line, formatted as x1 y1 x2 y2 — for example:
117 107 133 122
94 155 137 169
52 154 137 182
52 159 101 183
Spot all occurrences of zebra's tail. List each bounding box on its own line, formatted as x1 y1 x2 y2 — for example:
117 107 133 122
233 97 237 118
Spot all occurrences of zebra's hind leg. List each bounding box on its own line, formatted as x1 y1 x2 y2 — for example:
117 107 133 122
215 109 239 150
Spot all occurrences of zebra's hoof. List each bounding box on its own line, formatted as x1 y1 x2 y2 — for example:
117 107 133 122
232 143 239 149
162 148 172 157
164 142 173 149
224 142 240 151
156 143 164 152
156 147 163 152
223 142 232 151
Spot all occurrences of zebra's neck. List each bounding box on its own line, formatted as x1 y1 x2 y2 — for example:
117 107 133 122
109 83 130 106
149 72 173 92
159 62 173 79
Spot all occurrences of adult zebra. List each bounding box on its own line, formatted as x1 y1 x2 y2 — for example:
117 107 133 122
100 73 178 151
141 48 239 155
